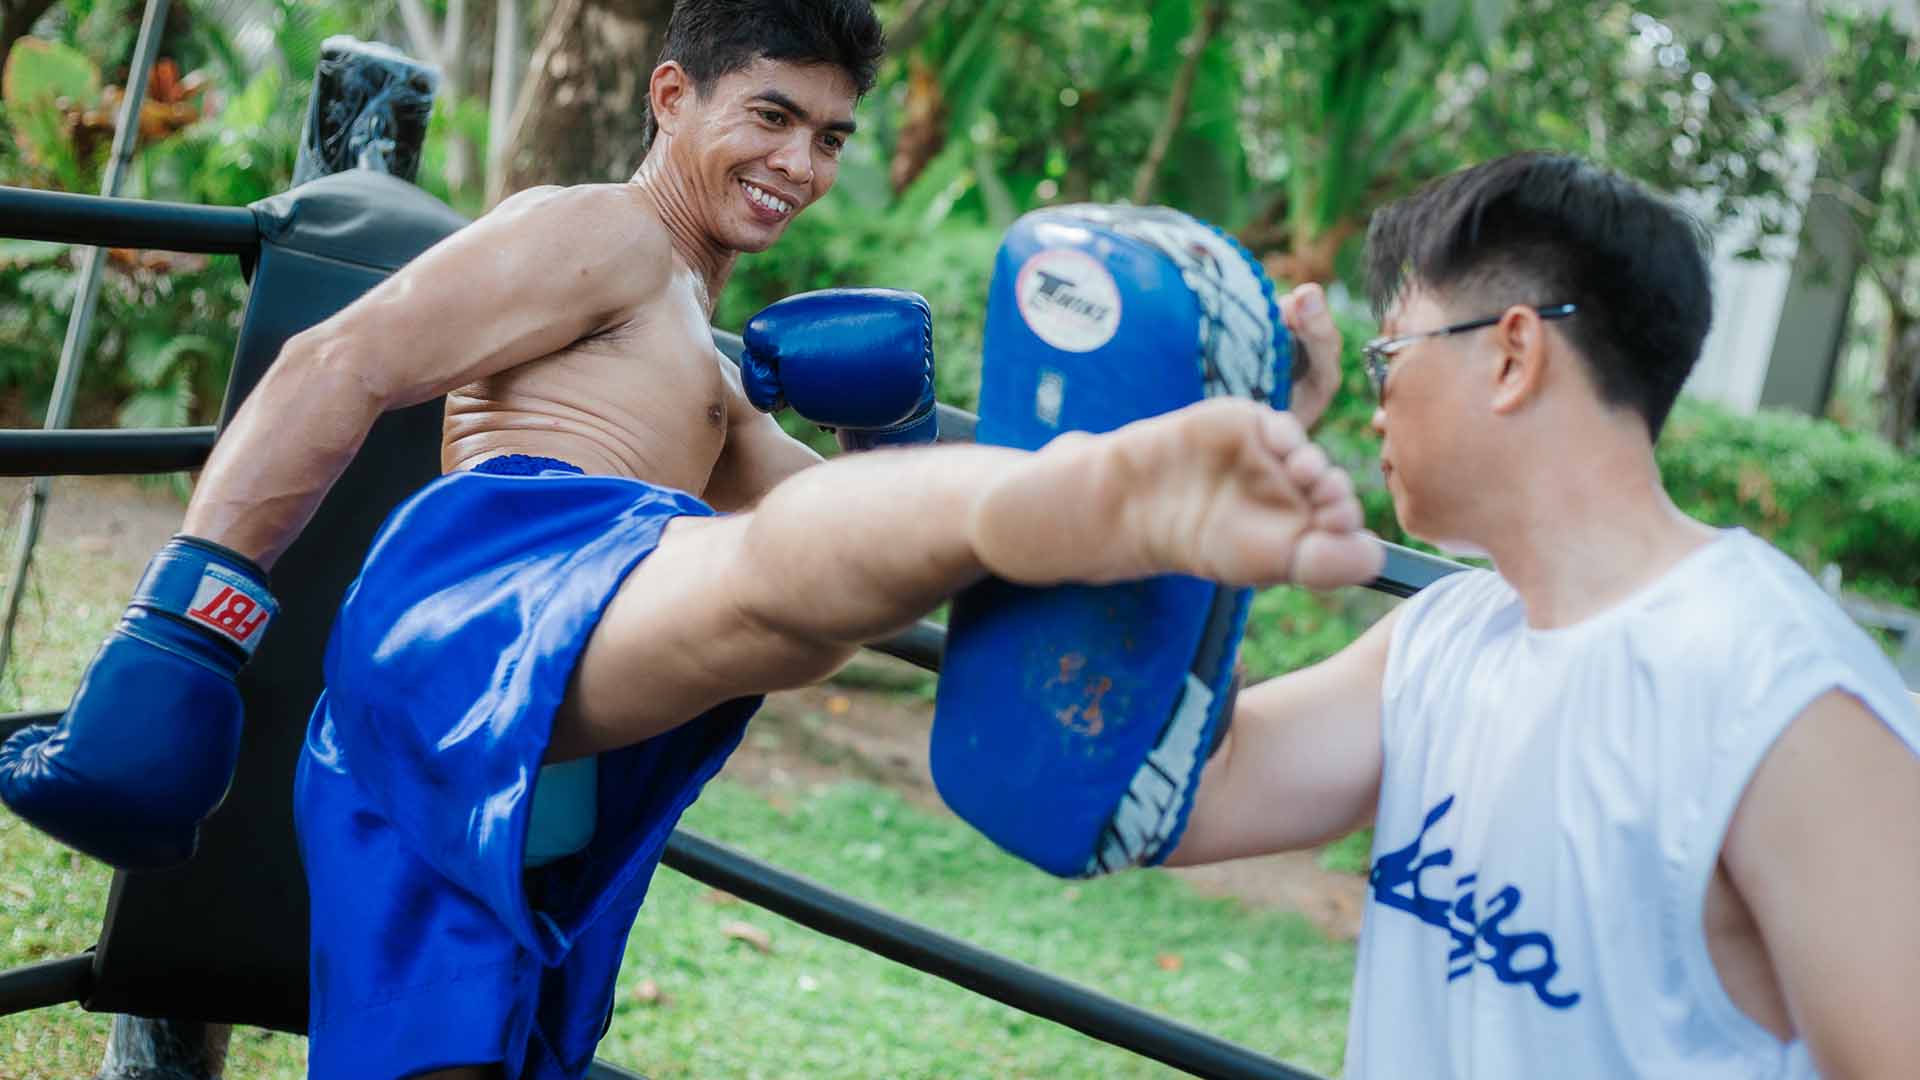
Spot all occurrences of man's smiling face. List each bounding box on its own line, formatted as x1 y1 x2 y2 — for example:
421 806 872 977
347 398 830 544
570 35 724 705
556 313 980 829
664 57 858 253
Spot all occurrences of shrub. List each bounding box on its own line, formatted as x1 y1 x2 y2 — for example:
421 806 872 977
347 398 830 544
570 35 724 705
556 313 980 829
1660 398 1920 605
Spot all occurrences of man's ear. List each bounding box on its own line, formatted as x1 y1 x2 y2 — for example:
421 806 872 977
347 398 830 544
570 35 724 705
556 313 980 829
1488 305 1550 416
649 61 694 139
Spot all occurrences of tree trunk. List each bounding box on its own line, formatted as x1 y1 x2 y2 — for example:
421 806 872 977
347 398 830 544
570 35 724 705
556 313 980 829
488 0 673 205
1 0 59 70
1886 302 1918 452
1261 216 1361 286
96 1016 230 1080
889 51 945 194
486 0 524 197
1060 90 1099 204
1131 0 1226 206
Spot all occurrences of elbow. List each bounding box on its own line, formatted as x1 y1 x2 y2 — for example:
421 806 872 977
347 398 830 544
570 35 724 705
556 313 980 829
278 323 397 417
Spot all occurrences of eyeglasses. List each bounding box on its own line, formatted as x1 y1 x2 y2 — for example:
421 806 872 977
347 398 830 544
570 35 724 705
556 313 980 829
1362 303 1578 401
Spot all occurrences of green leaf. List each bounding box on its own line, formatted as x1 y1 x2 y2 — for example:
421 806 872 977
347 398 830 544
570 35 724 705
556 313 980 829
1468 0 1509 46
1422 0 1465 43
221 67 284 133
1 39 101 111
0 239 67 268
18 268 76 311
117 381 193 430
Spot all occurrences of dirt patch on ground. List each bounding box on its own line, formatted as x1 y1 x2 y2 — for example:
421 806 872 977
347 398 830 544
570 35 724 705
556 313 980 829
3 474 188 568
19 478 1367 941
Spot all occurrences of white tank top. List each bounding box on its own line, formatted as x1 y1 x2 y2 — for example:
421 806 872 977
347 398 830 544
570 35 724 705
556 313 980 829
1344 529 1917 1079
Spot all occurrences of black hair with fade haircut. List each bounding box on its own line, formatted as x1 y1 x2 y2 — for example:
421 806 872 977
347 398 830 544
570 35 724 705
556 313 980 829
645 0 884 146
1364 152 1713 439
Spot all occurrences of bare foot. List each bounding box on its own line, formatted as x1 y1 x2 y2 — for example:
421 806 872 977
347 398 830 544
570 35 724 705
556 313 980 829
969 399 1384 589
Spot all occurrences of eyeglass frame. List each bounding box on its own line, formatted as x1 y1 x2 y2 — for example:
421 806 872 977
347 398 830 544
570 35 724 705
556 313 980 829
1361 303 1578 401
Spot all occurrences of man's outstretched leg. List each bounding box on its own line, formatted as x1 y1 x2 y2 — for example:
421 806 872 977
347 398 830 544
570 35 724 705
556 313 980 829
553 397 1378 759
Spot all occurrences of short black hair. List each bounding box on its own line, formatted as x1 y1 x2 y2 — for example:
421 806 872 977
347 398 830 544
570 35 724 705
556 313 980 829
1364 152 1713 438
661 0 884 97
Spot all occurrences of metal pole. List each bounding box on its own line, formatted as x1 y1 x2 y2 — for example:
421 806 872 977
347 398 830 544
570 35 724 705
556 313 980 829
0 0 174 675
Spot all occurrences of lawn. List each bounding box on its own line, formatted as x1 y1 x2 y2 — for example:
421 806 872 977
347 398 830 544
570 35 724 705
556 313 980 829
0 532 1359 1079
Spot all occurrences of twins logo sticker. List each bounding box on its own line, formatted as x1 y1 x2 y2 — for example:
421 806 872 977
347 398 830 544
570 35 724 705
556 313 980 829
1015 249 1122 353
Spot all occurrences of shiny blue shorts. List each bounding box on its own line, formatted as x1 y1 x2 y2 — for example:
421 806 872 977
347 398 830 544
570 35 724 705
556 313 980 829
294 456 759 1079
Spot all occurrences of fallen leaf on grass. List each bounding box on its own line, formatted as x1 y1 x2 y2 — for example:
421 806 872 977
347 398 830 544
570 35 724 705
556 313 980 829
1155 953 1183 972
631 978 669 1006
700 888 741 906
826 695 851 715
722 920 774 953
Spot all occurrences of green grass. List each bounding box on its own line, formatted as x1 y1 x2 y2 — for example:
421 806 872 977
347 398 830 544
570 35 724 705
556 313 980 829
0 542 143 714
1 780 1355 1080
603 782 1355 1079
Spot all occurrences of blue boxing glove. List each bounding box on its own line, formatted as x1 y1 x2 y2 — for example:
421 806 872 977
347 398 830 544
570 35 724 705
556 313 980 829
0 536 276 869
742 287 939 451
932 205 1293 878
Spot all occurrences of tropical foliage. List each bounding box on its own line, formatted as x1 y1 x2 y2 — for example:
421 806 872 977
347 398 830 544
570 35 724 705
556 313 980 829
0 0 1914 510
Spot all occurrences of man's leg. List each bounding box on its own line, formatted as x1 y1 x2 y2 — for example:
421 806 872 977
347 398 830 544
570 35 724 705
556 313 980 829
551 400 1376 759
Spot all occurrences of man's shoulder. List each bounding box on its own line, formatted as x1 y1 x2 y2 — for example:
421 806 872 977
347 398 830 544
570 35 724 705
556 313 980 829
1640 530 1911 715
488 182 673 256
475 182 675 310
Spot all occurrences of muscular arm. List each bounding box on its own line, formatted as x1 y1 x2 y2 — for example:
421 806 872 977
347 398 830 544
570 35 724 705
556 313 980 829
1162 605 1399 866
1722 689 1920 1077
181 184 671 566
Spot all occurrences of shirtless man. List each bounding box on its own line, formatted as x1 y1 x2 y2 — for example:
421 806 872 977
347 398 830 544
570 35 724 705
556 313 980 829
1131 154 1918 1078
0 1 1380 1076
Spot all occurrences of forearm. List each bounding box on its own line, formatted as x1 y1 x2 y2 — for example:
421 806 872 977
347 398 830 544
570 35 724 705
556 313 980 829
704 415 827 513
180 336 387 567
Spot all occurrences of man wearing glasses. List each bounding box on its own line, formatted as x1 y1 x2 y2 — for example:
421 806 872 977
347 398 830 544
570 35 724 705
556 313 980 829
1163 153 1920 1077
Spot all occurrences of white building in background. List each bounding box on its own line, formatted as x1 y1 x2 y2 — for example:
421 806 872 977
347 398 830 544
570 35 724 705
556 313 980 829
1683 0 1919 417
1688 221 1800 413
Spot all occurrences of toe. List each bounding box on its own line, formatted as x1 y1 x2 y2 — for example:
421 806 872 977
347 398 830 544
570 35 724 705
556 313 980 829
1313 496 1364 534
1308 464 1354 507
1256 409 1308 457
1284 443 1330 487
1290 530 1386 591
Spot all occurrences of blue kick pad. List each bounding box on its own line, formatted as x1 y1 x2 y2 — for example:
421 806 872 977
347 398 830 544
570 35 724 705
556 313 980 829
295 456 760 1079
933 206 1293 878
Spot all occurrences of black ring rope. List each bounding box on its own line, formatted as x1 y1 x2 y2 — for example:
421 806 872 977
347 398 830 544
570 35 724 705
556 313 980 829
661 830 1327 1080
0 185 258 255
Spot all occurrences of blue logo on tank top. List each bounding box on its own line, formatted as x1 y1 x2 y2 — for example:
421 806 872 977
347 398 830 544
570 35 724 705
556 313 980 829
1369 795 1581 1010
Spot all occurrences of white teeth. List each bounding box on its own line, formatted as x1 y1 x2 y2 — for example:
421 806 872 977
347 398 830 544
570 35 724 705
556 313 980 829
742 181 793 215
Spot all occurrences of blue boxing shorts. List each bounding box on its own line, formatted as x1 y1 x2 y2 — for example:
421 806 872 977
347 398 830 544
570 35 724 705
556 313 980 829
294 455 759 1080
